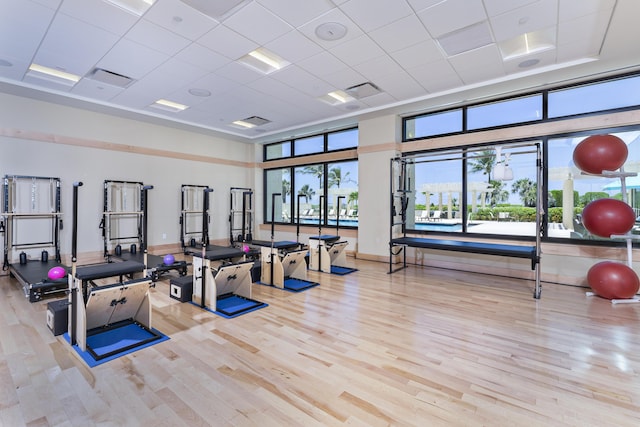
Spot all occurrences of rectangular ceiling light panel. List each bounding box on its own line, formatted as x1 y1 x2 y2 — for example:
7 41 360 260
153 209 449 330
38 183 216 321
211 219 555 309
103 0 155 16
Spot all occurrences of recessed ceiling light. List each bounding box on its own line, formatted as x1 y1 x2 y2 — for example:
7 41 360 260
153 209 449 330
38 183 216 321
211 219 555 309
238 48 289 74
499 28 555 61
315 22 347 41
318 90 355 106
188 88 211 97
103 0 155 16
150 99 189 112
27 63 80 85
232 116 271 128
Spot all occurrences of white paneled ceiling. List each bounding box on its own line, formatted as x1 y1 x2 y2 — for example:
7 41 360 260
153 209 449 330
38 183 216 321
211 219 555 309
0 0 639 143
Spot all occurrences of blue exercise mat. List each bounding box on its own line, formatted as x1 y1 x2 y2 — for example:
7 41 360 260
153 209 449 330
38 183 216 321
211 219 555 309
283 278 319 292
64 322 169 368
257 278 319 293
190 294 267 319
330 266 358 275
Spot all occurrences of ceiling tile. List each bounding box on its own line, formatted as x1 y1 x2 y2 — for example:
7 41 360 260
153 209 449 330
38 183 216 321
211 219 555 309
257 0 335 27
320 67 367 90
329 35 386 67
297 51 348 78
405 0 447 12
489 0 558 42
223 1 292 45
557 13 609 50
97 38 169 80
59 0 138 35
175 43 231 72
407 59 462 93
216 61 264 85
417 0 486 38
374 70 426 100
265 30 325 64
0 1 55 60
127 19 191 56
483 0 538 17
72 78 125 100
390 39 444 69
144 0 218 40
369 14 433 53
34 12 120 75
448 45 505 84
297 8 364 49
341 0 413 32
353 55 405 83
270 65 334 97
559 0 616 21
198 25 258 60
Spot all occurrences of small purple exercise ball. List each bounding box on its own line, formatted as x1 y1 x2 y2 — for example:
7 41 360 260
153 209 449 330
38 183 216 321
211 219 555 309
163 254 175 265
242 245 250 254
48 266 66 280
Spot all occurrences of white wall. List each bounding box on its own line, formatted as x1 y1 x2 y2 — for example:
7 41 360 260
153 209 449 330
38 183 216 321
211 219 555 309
0 93 254 260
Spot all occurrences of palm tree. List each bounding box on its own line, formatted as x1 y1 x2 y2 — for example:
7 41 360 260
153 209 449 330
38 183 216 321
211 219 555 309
328 166 352 188
348 191 358 210
298 184 315 199
301 165 324 191
469 150 496 183
511 178 537 207
281 179 290 202
488 180 509 206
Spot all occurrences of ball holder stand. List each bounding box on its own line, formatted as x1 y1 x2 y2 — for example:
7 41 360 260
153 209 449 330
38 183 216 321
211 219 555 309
582 168 640 304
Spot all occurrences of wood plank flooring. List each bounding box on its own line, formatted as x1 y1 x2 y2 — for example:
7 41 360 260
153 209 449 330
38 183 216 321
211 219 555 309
1 258 640 426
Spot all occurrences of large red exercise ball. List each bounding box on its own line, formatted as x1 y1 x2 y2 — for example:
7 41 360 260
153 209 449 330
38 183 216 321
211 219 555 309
48 266 66 280
573 134 628 174
581 198 635 238
587 261 640 299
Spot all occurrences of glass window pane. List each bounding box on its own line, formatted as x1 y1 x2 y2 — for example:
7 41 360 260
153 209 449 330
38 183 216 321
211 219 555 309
294 135 324 156
327 128 358 151
547 130 640 241
549 75 640 118
294 164 324 225
265 141 291 160
404 109 462 140
466 145 538 237
327 160 358 227
265 168 291 223
411 152 463 232
467 95 542 130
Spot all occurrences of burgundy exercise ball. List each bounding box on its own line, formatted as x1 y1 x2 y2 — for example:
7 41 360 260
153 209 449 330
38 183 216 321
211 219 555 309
573 134 628 175
581 198 635 238
587 261 640 300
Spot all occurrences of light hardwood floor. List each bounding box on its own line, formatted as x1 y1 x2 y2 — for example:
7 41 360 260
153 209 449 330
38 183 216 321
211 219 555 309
1 258 639 427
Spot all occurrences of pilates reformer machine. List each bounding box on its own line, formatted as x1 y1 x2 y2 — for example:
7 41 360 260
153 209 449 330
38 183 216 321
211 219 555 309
68 182 161 360
1 175 69 302
230 187 301 251
102 180 186 281
388 142 543 299
186 187 259 315
180 184 211 252
259 193 317 290
308 195 352 274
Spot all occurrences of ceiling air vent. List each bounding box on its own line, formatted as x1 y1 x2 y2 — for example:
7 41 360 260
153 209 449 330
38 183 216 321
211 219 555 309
88 68 134 88
345 82 381 99
232 116 272 129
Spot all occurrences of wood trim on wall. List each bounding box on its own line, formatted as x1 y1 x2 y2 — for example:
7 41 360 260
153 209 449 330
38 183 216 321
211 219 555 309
257 149 358 169
1 127 254 168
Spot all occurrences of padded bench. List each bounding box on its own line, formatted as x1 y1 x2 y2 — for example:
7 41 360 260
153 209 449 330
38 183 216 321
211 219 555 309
389 236 541 298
